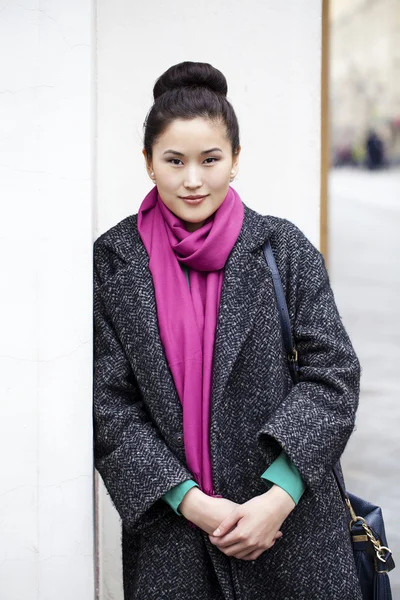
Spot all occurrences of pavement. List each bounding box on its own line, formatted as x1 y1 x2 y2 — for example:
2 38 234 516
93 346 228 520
329 167 400 596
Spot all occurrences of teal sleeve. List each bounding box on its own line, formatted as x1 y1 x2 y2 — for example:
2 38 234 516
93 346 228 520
162 480 200 516
261 451 306 505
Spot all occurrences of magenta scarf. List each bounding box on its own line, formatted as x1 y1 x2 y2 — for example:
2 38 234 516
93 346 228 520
137 186 244 495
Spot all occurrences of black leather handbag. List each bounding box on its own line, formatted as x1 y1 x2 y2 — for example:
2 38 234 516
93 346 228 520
263 239 395 600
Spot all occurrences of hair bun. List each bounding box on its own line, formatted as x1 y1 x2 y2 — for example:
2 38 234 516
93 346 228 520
153 61 228 100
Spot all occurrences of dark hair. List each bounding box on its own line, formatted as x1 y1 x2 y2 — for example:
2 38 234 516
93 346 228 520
143 61 240 159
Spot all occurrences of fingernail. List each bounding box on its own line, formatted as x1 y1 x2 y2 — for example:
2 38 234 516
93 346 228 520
213 528 220 536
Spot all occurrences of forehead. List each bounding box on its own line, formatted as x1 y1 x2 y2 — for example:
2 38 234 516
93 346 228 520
154 117 230 152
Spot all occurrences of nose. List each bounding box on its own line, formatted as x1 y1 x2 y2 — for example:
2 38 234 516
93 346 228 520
184 166 202 189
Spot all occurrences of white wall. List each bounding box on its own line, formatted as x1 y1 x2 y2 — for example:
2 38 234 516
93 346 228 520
95 1 322 598
0 1 95 599
95 0 322 242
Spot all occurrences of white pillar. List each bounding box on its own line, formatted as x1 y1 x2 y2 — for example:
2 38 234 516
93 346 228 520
96 1 322 598
0 2 95 599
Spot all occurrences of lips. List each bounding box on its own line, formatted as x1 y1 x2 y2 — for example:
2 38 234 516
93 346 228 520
180 194 209 205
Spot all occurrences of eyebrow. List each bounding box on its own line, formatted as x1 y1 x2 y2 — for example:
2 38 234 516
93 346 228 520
162 147 223 156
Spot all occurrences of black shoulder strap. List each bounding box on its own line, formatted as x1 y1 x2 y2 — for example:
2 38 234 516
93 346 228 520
263 239 299 384
262 239 347 501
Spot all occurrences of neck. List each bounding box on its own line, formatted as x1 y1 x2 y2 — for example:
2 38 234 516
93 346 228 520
184 220 206 232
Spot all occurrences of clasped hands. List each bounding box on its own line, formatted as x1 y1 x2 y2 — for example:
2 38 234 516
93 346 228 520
179 484 295 561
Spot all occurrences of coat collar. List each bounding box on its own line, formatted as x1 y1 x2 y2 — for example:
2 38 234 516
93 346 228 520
107 203 272 263
100 203 275 428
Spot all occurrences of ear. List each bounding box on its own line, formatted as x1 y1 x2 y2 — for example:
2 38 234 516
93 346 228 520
232 145 241 175
142 149 153 177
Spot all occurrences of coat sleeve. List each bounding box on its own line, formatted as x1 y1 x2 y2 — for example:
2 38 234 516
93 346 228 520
93 244 194 534
257 223 361 492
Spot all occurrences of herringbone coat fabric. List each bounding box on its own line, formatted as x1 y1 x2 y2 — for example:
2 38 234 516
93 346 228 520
93 203 363 600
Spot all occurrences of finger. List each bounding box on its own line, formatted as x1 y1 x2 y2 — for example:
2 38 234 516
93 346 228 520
219 542 253 557
209 528 245 548
237 539 276 560
233 545 260 560
212 527 282 550
240 548 264 561
212 510 240 537
208 529 235 545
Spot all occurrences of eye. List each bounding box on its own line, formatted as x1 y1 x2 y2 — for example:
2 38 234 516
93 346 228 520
203 157 219 164
167 158 184 165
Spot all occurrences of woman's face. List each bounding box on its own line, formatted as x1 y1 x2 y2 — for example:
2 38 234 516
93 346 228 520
143 117 240 232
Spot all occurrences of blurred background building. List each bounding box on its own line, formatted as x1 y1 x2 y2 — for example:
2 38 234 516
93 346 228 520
329 0 400 596
330 0 400 166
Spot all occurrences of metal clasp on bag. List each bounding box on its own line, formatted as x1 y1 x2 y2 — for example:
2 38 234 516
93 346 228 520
346 498 392 565
288 348 298 363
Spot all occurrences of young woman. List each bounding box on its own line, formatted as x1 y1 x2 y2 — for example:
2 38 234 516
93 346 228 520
93 61 362 599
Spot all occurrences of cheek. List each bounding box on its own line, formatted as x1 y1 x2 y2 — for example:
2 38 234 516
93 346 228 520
157 167 180 189
208 167 231 188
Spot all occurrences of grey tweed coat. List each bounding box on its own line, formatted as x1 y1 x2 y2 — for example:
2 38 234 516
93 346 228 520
93 203 363 600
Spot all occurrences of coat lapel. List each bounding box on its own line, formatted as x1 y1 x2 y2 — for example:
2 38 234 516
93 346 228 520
100 220 184 430
211 205 272 421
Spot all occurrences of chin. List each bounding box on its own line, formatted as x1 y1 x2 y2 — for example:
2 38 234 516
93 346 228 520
186 215 208 223
178 204 211 218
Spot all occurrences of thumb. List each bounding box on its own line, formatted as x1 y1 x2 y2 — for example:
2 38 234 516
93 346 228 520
212 510 239 537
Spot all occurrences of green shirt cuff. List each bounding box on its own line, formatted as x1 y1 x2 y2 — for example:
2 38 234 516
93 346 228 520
261 451 306 505
162 480 199 516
